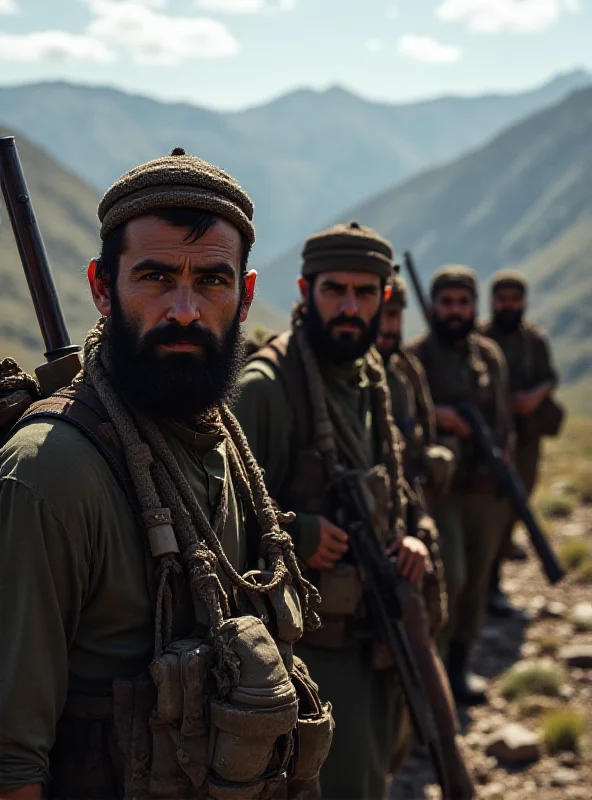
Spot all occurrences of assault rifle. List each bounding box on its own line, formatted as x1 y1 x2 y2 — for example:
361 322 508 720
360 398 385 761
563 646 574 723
0 136 81 396
403 250 564 585
332 471 450 799
458 400 564 584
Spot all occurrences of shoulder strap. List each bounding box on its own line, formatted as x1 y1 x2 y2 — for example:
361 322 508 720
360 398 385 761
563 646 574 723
13 384 139 514
247 330 313 450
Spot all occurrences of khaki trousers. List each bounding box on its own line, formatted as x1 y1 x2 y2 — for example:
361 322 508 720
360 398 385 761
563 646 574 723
294 643 404 800
433 491 510 653
498 437 541 559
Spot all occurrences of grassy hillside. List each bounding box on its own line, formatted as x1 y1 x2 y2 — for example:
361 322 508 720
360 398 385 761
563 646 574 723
0 131 286 374
0 70 588 265
261 87 592 403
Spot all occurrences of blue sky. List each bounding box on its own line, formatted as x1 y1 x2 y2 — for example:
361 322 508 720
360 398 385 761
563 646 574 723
0 0 590 109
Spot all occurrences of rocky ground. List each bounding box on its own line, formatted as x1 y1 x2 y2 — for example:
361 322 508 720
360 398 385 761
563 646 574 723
389 502 592 800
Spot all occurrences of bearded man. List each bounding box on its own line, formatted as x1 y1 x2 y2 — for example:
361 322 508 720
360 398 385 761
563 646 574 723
234 222 443 800
409 266 513 706
0 149 331 800
480 270 563 616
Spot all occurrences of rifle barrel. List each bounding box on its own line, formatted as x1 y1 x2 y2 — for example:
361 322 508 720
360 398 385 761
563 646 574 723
403 251 431 324
0 136 74 360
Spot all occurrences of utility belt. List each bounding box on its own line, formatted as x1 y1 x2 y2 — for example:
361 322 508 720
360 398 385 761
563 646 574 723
49 604 333 799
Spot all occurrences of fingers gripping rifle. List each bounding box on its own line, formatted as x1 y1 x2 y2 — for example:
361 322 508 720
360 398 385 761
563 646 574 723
332 471 451 799
0 136 81 396
457 400 564 584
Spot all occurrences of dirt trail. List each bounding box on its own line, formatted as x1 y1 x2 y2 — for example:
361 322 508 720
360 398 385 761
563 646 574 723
389 505 592 800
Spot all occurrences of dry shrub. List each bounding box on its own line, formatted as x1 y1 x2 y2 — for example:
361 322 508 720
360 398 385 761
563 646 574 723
558 538 592 571
541 709 587 754
500 663 563 701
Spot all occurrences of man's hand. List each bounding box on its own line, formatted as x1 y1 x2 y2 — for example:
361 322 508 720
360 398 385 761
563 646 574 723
512 384 551 417
435 406 472 438
306 517 349 570
0 786 42 799
396 536 430 586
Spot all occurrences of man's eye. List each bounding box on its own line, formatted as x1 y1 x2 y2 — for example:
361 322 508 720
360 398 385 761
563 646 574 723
201 275 225 285
141 272 166 282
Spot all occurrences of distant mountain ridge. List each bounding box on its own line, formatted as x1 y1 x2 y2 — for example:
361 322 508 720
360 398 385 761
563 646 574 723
0 131 286 373
0 69 589 264
260 86 592 394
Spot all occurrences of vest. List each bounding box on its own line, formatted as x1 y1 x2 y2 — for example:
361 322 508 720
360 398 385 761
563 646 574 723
8 382 334 798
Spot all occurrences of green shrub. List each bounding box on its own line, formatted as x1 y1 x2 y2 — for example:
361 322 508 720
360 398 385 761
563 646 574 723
558 538 592 571
541 709 587 754
539 495 575 519
537 635 561 656
500 664 563 701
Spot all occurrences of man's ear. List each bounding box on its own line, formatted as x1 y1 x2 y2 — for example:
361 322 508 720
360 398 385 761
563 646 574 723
240 270 257 323
88 260 112 317
297 276 311 304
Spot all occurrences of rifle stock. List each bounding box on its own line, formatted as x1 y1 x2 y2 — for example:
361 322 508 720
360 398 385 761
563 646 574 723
458 399 564 584
333 472 451 798
0 136 81 396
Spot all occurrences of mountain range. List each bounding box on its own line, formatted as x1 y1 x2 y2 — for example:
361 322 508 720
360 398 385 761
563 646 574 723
0 69 589 264
261 86 592 402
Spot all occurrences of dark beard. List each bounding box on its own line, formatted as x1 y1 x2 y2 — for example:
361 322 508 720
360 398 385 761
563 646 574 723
431 313 475 345
377 333 401 360
304 295 381 364
106 297 245 419
493 309 523 333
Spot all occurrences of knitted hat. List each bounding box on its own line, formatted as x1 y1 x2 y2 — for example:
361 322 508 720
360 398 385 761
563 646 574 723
98 147 255 243
490 269 527 295
430 264 477 299
302 221 393 279
385 273 408 309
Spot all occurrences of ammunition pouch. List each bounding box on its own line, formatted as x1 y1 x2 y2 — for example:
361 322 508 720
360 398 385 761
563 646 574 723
289 657 334 784
422 444 455 499
516 396 565 443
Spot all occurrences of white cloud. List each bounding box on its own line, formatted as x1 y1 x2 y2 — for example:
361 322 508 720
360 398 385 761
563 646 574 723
88 0 239 64
0 0 18 13
398 34 461 63
195 0 295 12
365 38 383 52
0 30 116 62
386 6 399 19
436 0 580 34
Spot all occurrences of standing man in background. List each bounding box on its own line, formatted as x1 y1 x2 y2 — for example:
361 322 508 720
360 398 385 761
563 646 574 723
409 266 513 706
480 270 563 616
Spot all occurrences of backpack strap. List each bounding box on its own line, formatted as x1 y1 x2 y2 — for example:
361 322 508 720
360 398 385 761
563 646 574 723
13 383 139 515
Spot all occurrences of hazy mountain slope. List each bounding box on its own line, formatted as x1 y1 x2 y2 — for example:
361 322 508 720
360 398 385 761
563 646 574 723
0 70 588 264
260 87 592 391
0 131 286 374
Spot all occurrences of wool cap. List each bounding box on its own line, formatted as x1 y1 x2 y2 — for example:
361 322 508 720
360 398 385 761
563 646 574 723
385 273 408 309
490 269 528 295
98 147 255 243
302 221 393 279
430 264 478 298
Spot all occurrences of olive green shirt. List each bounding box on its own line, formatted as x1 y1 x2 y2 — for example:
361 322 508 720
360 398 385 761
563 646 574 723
479 319 558 394
234 355 374 560
0 418 245 791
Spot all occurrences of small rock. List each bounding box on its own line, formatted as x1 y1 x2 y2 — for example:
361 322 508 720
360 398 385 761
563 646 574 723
571 602 592 630
479 783 505 799
529 595 547 613
566 788 589 799
563 522 585 537
558 751 580 767
542 601 567 619
484 723 542 763
490 696 507 711
559 644 592 668
520 642 540 659
550 767 579 786
559 683 575 699
522 780 537 793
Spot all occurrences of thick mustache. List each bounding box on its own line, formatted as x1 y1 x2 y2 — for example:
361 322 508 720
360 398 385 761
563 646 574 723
141 323 220 351
327 316 367 332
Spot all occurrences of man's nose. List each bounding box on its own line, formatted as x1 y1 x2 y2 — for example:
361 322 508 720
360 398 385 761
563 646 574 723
165 286 200 326
340 292 360 316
